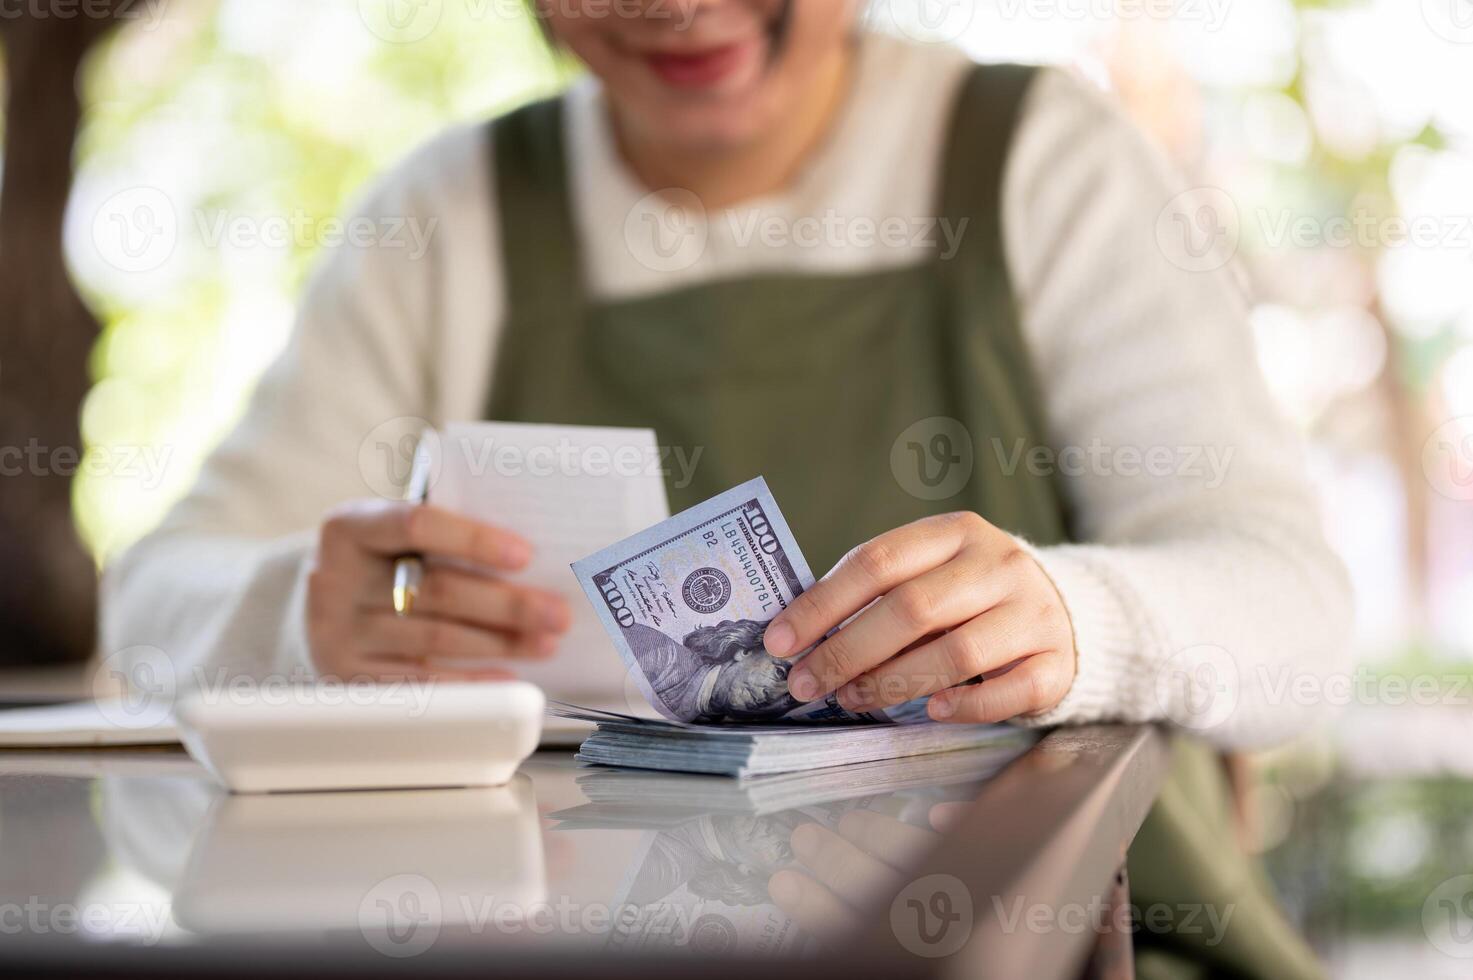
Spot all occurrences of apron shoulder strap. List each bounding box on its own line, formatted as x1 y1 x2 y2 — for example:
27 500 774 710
488 94 584 322
936 62 1040 270
488 63 1038 318
931 63 1072 542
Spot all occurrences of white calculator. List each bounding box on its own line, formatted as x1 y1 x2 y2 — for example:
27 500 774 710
174 680 545 793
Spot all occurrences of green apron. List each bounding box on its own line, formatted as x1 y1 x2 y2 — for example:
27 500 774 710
484 63 1321 979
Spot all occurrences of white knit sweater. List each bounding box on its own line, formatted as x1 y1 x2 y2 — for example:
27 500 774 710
101 33 1352 749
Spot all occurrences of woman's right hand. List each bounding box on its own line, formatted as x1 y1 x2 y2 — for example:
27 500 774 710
306 499 572 680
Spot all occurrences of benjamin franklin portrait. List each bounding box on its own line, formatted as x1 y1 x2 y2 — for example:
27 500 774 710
624 619 800 724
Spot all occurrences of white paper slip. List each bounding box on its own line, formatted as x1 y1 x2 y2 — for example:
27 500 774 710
0 699 612 752
424 422 672 708
0 700 179 748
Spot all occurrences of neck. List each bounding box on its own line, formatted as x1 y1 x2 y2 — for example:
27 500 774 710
611 44 853 210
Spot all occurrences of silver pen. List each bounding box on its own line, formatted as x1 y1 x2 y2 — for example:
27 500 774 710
392 438 434 617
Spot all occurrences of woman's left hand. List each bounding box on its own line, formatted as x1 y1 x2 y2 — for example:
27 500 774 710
762 512 1077 723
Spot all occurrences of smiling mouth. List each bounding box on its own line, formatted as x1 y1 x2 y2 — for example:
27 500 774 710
638 2 791 91
642 37 761 89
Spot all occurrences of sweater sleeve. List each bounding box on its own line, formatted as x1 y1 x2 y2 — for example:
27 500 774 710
98 125 495 692
998 68 1353 750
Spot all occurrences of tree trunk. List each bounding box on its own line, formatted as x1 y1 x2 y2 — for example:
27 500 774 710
0 10 129 666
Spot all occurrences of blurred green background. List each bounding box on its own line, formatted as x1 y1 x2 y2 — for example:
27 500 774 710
10 0 1473 973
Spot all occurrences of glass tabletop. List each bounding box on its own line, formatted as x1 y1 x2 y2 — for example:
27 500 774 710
0 742 1032 961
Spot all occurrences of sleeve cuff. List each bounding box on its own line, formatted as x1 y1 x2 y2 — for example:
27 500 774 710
271 530 318 679
1008 538 1150 729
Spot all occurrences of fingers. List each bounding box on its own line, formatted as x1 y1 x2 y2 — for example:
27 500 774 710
769 814 946 947
320 501 533 572
359 612 559 664
832 810 939 871
309 499 570 681
393 567 572 635
785 548 1000 703
766 869 861 944
928 802 969 833
836 599 1042 711
926 650 1075 723
790 822 905 896
763 512 981 660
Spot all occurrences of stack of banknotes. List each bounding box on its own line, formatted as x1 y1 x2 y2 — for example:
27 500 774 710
555 477 1023 777
560 739 1035 817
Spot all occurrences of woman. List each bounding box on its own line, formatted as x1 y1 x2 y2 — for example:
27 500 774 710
104 2 1349 974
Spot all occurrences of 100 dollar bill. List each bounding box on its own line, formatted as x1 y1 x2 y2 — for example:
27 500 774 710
572 477 917 725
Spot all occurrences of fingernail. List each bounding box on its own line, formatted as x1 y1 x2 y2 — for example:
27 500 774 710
767 871 801 907
765 620 795 657
788 667 818 702
538 598 570 632
503 540 533 567
789 822 821 858
835 682 863 711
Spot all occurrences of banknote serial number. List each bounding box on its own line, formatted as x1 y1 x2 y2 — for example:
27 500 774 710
595 500 784 629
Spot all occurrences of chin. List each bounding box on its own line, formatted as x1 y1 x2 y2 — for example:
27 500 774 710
656 106 773 153
641 68 790 152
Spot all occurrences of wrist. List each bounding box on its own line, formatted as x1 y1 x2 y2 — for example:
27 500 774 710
1008 537 1142 727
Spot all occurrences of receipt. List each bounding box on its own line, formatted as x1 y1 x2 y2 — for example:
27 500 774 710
425 422 671 708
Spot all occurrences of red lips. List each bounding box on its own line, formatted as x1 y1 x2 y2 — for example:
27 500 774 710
643 38 757 89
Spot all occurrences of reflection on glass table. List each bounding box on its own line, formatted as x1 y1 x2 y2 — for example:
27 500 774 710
546 740 1032 957
1 737 1032 960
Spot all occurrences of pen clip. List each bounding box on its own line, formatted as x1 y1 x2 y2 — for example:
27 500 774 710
392 434 435 617
404 434 434 506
